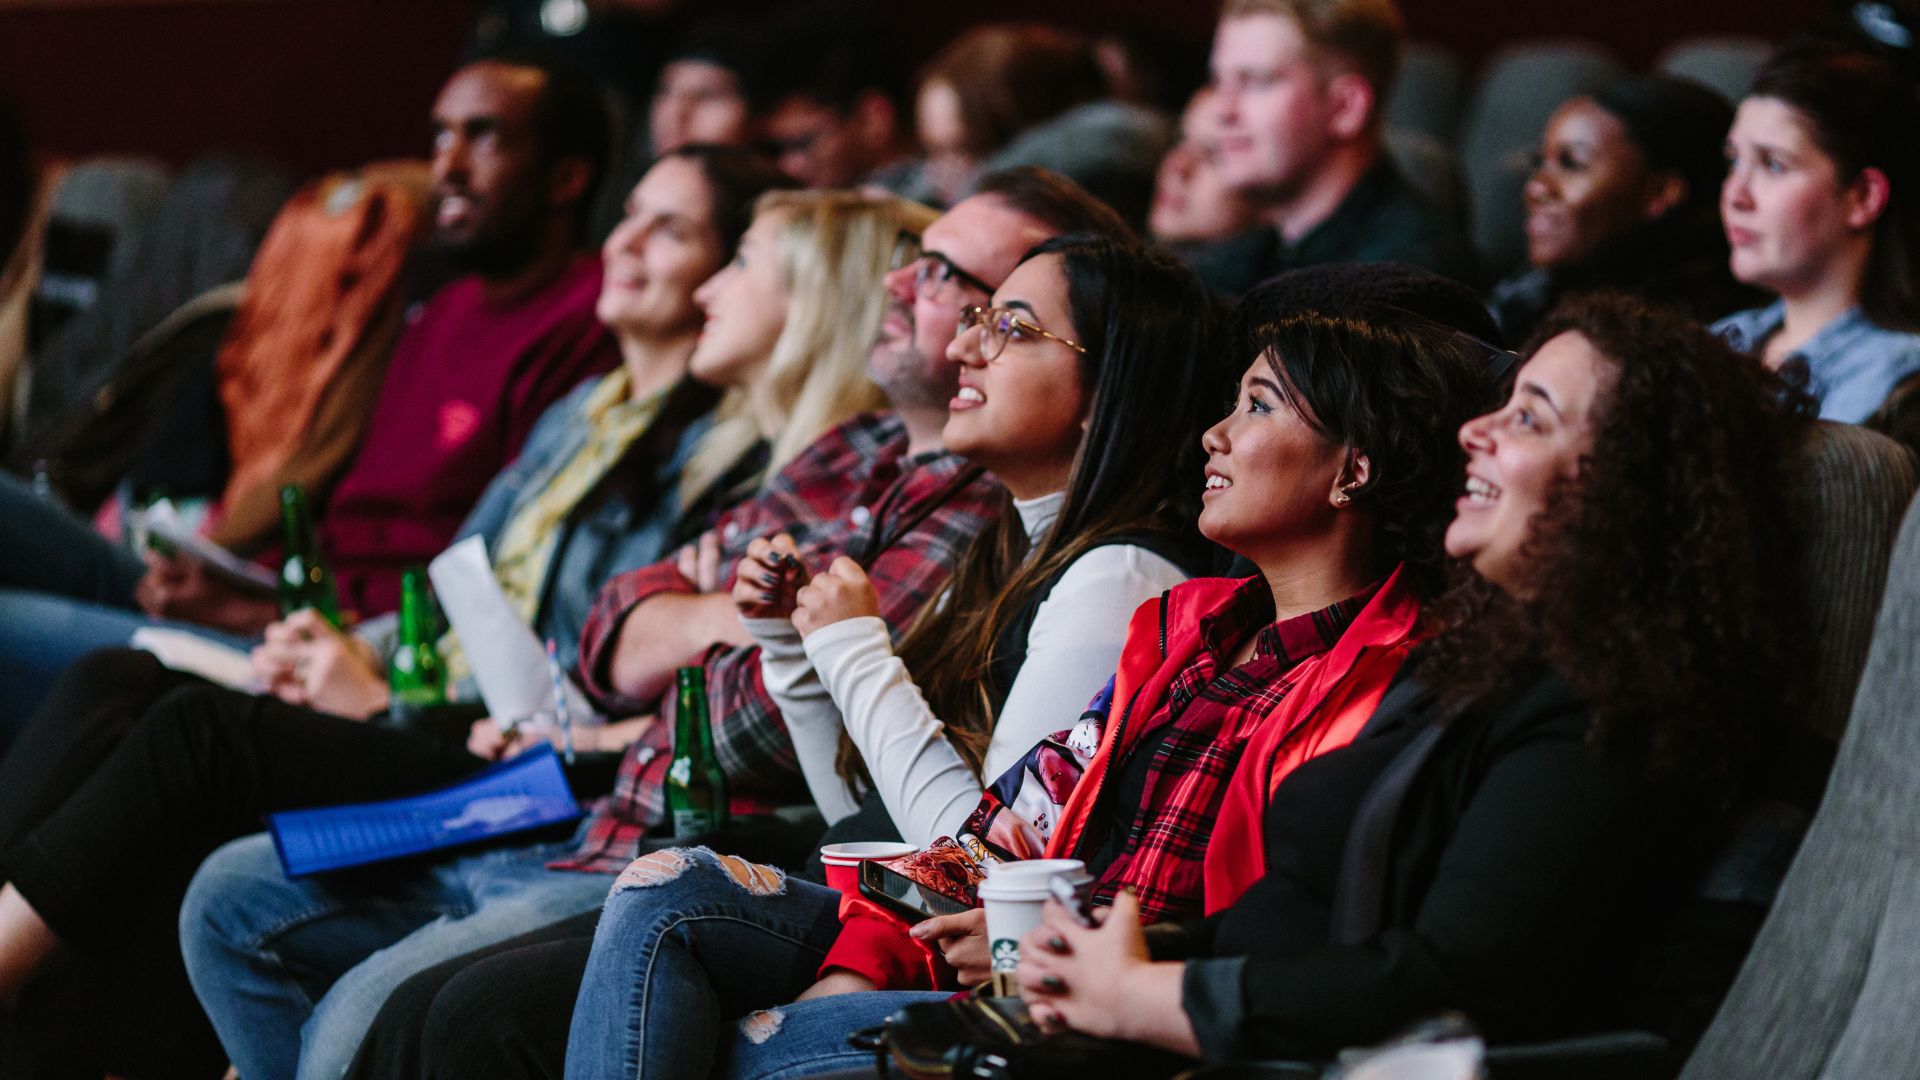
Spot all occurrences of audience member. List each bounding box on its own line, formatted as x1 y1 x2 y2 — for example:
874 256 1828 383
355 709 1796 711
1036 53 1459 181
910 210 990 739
1489 74 1762 342
745 1 912 190
1015 294 1807 1066
343 265 1499 1080
905 25 1106 207
1184 0 1481 296
0 54 624 735
1716 44 1920 422
0 147 792 1079
176 171 1124 1080
1151 88 1261 247
648 27 755 158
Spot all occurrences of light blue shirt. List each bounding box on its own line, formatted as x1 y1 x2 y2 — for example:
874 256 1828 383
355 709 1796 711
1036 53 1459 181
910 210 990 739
1713 301 1920 423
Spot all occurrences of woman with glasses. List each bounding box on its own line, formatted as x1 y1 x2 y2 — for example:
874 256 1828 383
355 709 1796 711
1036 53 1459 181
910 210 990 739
334 234 1223 1080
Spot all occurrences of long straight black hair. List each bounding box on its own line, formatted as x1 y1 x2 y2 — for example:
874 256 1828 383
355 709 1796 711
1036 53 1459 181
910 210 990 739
842 235 1225 784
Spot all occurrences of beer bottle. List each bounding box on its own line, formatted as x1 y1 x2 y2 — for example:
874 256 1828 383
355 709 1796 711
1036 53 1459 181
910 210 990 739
387 566 447 724
277 484 341 626
666 666 727 836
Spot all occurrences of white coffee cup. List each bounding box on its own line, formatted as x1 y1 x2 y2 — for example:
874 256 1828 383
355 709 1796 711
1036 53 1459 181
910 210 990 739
978 858 1087 995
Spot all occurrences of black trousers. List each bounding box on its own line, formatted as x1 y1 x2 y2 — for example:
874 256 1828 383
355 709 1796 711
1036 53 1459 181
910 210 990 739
0 647 486 1079
346 909 602 1080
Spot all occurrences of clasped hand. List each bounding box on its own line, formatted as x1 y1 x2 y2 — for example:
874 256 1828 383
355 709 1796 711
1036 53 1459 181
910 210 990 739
729 533 880 636
249 608 388 720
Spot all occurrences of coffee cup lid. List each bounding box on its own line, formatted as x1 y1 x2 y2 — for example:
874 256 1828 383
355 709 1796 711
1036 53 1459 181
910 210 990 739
819 841 918 864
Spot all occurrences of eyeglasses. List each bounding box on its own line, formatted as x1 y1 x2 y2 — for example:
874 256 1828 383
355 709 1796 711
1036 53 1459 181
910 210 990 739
957 304 1086 361
896 233 995 299
889 230 924 274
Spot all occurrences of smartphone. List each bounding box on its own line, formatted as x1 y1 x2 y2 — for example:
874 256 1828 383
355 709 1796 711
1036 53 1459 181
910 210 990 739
857 860 972 924
1048 873 1095 927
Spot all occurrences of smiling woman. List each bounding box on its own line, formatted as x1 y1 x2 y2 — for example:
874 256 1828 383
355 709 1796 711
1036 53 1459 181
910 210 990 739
1488 73 1758 343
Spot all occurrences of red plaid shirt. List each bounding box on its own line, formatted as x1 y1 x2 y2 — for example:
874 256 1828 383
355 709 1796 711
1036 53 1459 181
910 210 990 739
1081 576 1378 921
556 413 1004 872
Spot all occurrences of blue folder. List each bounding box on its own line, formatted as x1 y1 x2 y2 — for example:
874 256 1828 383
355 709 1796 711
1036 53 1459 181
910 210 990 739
266 744 583 878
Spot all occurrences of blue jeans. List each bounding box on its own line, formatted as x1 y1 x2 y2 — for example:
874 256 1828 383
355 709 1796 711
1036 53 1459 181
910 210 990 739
0 589 254 744
179 829 617 1080
0 469 145 602
564 846 943 1080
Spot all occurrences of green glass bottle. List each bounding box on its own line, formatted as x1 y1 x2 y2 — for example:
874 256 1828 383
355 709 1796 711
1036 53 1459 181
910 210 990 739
666 666 727 837
387 567 447 724
277 484 341 626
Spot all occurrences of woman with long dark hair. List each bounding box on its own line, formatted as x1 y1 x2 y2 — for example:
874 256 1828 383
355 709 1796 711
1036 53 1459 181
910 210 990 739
1716 43 1920 423
537 269 1498 1080
1015 293 1807 1066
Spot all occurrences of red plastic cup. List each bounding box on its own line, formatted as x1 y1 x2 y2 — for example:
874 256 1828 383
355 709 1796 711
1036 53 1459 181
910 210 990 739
819 841 918 899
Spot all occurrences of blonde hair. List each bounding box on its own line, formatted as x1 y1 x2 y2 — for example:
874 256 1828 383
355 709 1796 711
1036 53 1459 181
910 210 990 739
679 190 938 504
1220 0 1405 105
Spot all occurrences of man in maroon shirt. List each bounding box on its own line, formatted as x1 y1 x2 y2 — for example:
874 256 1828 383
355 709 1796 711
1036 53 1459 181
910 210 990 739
139 54 620 627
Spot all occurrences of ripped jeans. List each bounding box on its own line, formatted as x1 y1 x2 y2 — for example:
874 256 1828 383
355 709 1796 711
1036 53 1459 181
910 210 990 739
564 847 947 1080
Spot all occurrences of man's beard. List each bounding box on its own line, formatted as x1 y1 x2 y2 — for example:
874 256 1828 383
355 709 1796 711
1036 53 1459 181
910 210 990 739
868 340 956 412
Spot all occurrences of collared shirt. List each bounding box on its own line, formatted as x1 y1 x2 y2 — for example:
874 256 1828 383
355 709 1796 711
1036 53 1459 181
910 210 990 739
956 576 1377 923
1083 576 1377 921
1714 301 1920 423
1181 160 1483 299
554 414 1004 872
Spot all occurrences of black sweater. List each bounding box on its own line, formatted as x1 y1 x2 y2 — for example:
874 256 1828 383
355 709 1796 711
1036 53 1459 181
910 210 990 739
1159 668 1711 1061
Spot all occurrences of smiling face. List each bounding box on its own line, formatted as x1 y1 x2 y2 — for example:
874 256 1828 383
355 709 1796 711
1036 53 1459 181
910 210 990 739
1721 96 1877 297
870 194 1055 411
1209 14 1342 197
942 252 1089 496
1525 97 1668 270
1445 331 1611 593
596 157 724 340
687 210 790 387
1198 355 1350 560
1151 88 1258 243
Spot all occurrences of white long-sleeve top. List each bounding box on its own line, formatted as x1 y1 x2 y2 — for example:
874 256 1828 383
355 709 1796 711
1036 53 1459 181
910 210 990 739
746 493 1190 846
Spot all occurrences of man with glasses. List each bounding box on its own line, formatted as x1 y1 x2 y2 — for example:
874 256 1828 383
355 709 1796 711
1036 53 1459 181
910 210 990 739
180 168 1135 1080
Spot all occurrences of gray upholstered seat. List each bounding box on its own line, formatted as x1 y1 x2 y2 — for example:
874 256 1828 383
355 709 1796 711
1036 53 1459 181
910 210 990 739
1386 41 1466 144
1681 485 1920 1078
1656 37 1772 105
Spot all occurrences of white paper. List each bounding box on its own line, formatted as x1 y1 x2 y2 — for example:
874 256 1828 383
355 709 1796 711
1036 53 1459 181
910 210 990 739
130 627 258 690
144 500 278 594
427 536 590 722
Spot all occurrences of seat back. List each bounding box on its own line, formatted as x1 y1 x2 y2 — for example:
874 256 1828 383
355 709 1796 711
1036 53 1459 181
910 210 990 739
1458 42 1621 276
1781 423 1918 744
1656 37 1772 104
1386 42 1466 144
1681 489 1920 1079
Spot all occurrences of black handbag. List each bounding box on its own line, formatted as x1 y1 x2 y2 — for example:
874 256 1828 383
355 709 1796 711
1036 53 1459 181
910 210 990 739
852 992 1192 1079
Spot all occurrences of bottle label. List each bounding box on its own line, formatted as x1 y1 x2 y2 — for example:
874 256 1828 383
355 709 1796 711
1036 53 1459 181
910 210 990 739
672 808 718 837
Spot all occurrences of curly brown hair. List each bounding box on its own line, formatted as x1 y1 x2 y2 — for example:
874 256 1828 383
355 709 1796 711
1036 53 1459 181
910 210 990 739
1421 293 1814 789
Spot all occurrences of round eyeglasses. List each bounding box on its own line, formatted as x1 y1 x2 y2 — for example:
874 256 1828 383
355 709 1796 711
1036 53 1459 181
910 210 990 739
956 305 1086 361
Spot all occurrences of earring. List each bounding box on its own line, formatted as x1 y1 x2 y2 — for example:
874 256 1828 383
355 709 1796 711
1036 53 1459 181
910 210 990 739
1332 490 1351 507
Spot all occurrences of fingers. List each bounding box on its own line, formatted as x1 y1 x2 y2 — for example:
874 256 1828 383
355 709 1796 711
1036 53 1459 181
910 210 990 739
695 530 724 592
826 556 866 583
909 910 979 941
675 542 700 585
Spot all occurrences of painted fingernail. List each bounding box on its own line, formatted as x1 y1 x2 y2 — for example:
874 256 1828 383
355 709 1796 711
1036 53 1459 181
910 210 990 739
760 592 778 603
1045 936 1068 953
1039 975 1066 993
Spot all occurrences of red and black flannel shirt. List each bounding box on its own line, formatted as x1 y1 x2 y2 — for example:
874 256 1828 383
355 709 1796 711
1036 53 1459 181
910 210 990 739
1086 576 1378 921
555 412 1004 872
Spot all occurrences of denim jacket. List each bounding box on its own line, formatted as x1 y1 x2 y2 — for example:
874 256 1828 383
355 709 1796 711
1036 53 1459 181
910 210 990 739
1714 301 1920 423
355 374 722 694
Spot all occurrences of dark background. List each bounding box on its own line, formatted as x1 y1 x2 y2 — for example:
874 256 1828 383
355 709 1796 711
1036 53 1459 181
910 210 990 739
0 0 1829 177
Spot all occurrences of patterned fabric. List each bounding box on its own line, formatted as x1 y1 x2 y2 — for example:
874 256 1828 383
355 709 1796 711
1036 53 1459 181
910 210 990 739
553 413 1004 872
957 576 1377 922
441 368 662 684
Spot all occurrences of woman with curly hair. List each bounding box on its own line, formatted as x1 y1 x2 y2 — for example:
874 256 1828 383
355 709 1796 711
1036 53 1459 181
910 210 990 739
1016 292 1809 1067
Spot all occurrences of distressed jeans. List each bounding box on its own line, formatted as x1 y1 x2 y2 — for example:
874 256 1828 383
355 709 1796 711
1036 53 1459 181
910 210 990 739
564 846 947 1080
179 829 616 1080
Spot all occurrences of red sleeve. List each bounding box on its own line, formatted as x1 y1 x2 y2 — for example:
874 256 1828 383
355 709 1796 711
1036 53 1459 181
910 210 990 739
819 899 956 992
574 559 699 714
